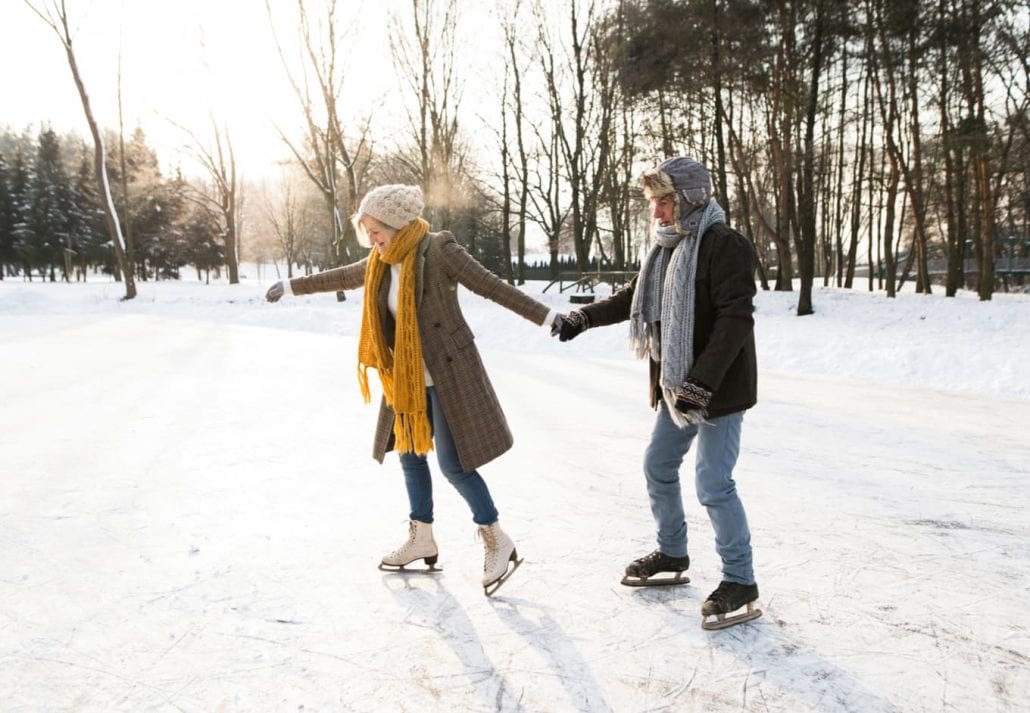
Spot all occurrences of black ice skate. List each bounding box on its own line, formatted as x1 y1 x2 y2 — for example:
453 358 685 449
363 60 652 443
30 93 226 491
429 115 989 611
701 581 762 630
620 550 690 587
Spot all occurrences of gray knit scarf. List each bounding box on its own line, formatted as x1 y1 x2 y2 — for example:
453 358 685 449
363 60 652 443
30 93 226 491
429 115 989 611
630 197 726 427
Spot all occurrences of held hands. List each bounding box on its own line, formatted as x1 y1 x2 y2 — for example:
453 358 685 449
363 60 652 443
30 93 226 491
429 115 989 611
265 281 286 302
551 310 591 342
674 378 713 425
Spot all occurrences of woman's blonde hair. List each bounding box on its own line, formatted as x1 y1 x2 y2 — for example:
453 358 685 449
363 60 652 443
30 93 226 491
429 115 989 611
351 213 397 248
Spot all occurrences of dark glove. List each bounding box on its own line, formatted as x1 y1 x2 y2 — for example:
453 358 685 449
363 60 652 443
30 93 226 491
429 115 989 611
265 281 286 302
552 310 591 342
674 378 713 425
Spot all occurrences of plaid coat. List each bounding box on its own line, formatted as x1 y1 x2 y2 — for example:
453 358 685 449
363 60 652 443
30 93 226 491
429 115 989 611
289 231 552 471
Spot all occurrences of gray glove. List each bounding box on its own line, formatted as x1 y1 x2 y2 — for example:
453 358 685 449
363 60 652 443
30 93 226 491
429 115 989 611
266 281 286 302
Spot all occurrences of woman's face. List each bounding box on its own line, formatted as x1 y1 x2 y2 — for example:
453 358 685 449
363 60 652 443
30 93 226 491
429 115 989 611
362 217 398 255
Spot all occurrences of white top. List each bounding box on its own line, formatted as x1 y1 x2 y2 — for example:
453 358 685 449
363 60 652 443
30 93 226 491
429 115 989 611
389 264 435 387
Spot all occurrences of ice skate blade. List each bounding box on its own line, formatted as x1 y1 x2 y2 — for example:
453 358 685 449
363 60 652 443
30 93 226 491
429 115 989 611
378 561 442 574
701 603 762 630
620 572 690 587
483 557 523 597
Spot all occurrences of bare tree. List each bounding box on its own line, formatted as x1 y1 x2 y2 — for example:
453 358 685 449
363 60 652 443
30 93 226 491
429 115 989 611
525 116 571 279
498 0 535 284
869 0 933 296
796 0 828 315
845 53 872 290
390 0 466 227
26 0 136 299
536 0 615 274
497 19 516 284
175 119 242 284
116 49 137 284
262 169 321 279
766 1 801 292
268 0 370 265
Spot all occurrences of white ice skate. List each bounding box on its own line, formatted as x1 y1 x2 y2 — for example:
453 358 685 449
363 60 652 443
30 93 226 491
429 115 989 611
379 520 440 572
478 522 522 596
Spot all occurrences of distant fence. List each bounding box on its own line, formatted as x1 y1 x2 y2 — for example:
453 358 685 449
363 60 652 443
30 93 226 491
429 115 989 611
926 257 1030 276
854 256 1029 279
542 271 637 294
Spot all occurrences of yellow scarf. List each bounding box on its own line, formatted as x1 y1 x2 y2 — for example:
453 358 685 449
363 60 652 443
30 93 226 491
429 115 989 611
357 218 433 456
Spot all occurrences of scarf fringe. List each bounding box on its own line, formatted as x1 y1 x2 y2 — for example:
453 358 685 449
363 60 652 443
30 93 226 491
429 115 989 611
394 411 434 455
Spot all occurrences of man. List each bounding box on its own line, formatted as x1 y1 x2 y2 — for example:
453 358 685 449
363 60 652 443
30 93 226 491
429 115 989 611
554 157 761 630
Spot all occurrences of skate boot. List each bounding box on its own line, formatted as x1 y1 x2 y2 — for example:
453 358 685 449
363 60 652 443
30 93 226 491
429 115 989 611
621 550 690 587
478 522 523 596
701 581 762 630
379 520 440 572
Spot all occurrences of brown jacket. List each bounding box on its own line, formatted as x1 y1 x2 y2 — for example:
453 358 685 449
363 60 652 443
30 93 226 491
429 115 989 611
289 230 551 471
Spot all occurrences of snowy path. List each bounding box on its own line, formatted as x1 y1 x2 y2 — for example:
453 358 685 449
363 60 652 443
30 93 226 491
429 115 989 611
1 311 1028 712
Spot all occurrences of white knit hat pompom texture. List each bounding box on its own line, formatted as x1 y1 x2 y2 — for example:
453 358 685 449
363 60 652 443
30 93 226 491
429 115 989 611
356 184 425 231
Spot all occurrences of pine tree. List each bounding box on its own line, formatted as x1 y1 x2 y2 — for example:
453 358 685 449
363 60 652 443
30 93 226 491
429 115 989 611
105 126 163 281
0 151 15 279
182 204 224 283
134 172 190 279
69 149 107 280
29 127 74 281
9 148 33 279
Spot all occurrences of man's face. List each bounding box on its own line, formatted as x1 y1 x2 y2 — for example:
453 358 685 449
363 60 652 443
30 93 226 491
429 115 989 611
650 194 677 227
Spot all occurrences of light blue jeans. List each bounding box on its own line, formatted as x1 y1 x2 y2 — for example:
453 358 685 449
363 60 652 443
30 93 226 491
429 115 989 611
643 404 754 584
398 386 499 526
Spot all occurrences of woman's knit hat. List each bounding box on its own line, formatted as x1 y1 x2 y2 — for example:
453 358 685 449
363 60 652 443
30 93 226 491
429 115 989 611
356 184 425 230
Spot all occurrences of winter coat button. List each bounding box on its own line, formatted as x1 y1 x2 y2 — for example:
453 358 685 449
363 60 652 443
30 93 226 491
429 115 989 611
446 356 454 363
434 322 442 328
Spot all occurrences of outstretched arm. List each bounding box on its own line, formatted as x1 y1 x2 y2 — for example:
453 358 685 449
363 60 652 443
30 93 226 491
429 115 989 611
265 258 369 302
553 275 637 341
579 276 636 327
439 233 555 327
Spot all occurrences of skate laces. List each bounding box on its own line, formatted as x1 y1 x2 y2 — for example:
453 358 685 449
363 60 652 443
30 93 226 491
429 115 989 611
478 525 503 571
708 581 733 601
708 581 736 606
387 521 418 558
480 527 497 546
640 551 663 565
634 550 666 572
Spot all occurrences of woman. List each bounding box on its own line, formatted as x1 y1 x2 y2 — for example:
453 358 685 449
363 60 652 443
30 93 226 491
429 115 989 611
265 184 556 596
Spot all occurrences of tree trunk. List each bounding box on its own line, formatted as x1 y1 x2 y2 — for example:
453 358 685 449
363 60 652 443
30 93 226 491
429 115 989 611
795 0 826 316
33 4 135 299
499 70 514 284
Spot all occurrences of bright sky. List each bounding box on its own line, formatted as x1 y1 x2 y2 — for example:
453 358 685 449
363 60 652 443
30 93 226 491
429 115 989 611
0 0 398 180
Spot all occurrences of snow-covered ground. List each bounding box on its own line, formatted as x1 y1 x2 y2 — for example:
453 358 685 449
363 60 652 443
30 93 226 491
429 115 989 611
1 274 1028 712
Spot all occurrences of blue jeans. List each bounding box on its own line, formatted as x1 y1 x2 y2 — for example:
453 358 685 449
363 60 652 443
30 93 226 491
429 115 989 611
398 386 499 526
643 404 754 584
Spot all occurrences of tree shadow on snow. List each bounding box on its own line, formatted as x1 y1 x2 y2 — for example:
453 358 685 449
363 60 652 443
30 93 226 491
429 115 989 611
489 596 614 713
382 573 528 711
